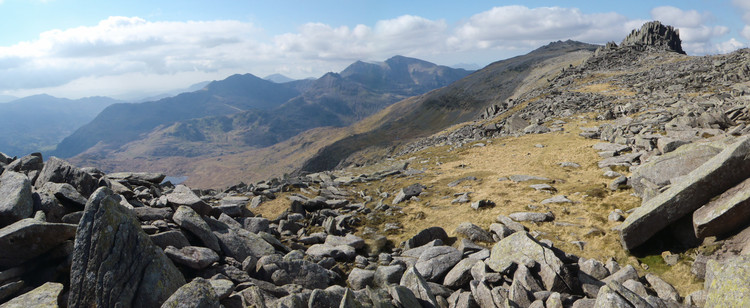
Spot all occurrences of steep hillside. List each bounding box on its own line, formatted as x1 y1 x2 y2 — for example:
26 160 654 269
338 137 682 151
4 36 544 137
0 94 121 156
53 74 301 158
299 40 599 173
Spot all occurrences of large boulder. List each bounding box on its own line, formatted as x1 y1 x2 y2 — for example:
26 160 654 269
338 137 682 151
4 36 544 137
167 185 212 216
403 226 449 250
34 157 97 198
0 219 76 269
270 260 332 290
0 172 33 227
205 217 275 261
172 206 221 252
617 136 750 250
487 232 563 274
68 187 185 307
414 246 462 282
629 141 722 200
400 266 439 308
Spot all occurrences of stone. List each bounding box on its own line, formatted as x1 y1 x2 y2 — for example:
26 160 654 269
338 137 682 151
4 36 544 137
206 217 275 262
160 277 220 308
34 157 97 198
164 245 220 269
496 215 526 232
470 200 495 210
392 183 424 205
0 282 63 308
271 260 331 290
540 195 572 204
68 187 185 307
644 273 680 302
208 279 233 300
150 230 191 249
514 264 544 293
622 280 648 299
167 185 212 216
608 176 628 191
308 286 345 308
403 226 449 249
37 182 88 210
442 258 481 288
172 205 221 252
243 217 270 234
374 265 404 287
454 222 494 243
388 285 422 308
530 183 556 192
0 172 32 227
487 232 563 278
489 223 514 239
339 288 360 308
617 136 750 250
307 244 356 261
629 141 722 200
593 285 633 308
0 280 24 303
579 258 609 280
704 256 750 307
603 265 638 285
509 277 533 307
347 268 375 290
133 207 174 221
400 266 439 307
414 246 462 282
509 212 554 223
509 175 550 183
325 234 365 249
448 176 478 187
607 210 625 222
693 176 750 238
469 280 495 308
0 218 76 268
5 154 42 174
597 152 641 169
107 172 166 185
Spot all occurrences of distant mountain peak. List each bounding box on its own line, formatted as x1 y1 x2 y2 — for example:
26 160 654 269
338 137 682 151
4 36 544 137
264 73 295 83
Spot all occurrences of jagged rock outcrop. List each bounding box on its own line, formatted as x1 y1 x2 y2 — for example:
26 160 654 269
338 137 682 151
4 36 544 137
621 21 685 54
68 187 185 307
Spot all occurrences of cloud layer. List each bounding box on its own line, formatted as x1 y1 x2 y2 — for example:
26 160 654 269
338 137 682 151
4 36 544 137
0 5 746 99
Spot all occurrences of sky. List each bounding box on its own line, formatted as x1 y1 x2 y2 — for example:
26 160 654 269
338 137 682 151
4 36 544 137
1 0 749 100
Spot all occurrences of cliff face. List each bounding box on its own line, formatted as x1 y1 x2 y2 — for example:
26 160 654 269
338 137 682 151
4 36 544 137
620 21 685 54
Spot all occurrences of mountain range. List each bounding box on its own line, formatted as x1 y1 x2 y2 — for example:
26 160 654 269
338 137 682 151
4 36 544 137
0 95 122 157
58 56 472 185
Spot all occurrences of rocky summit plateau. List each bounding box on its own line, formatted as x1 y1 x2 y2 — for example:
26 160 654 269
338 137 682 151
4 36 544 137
3 21 750 307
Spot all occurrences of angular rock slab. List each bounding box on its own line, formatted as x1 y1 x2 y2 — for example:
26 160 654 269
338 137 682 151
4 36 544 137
0 219 76 269
704 256 750 307
0 171 33 227
69 187 185 308
0 282 63 308
617 136 750 250
693 176 750 238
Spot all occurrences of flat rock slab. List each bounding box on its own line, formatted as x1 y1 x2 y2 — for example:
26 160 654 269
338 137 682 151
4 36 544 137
167 185 211 215
34 157 97 198
509 212 554 222
68 187 185 308
0 219 76 268
106 172 166 185
617 136 750 251
164 245 219 270
509 175 551 183
0 282 63 308
598 152 642 168
592 143 630 153
693 176 750 238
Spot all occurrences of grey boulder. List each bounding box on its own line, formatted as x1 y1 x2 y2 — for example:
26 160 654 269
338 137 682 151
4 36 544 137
0 218 76 268
0 171 33 227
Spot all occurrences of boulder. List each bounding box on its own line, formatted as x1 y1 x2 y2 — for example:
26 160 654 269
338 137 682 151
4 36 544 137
160 277 220 308
307 244 356 261
403 226 449 249
0 219 76 269
271 260 331 290
629 141 722 200
68 187 185 307
487 232 563 277
0 172 33 227
392 184 424 204
172 206 221 252
454 222 494 243
205 217 275 261
693 176 750 238
414 246 462 282
107 172 166 185
347 268 375 290
644 273 680 302
617 136 750 250
34 157 97 198
400 266 439 307
509 212 554 223
0 282 63 308
167 185 212 216
37 182 87 210
704 255 750 307
164 245 220 269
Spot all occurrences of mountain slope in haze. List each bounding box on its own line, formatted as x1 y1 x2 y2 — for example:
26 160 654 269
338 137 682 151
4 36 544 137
132 81 211 103
264 73 296 83
298 40 600 173
0 94 122 157
0 95 18 103
53 74 301 158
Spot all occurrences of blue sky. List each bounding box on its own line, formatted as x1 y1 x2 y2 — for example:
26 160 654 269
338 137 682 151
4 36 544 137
1 0 749 99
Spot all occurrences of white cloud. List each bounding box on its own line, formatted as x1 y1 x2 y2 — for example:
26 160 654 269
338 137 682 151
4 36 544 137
0 6 746 99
